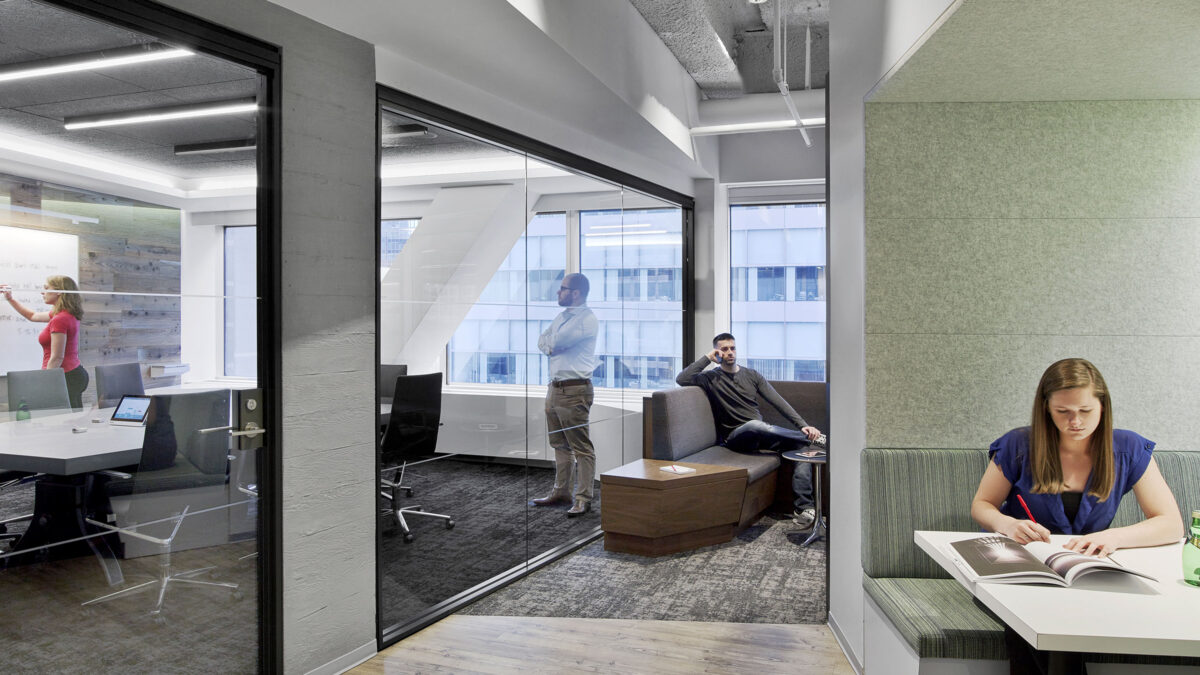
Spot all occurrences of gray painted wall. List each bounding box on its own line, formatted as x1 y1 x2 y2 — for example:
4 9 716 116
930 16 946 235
828 0 959 667
864 99 1200 451
157 2 378 672
718 128 826 185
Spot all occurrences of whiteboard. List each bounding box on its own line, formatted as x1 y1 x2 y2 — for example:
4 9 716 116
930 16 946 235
0 225 80 376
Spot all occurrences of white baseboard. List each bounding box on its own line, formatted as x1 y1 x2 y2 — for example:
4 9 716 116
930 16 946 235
305 640 377 675
828 612 864 675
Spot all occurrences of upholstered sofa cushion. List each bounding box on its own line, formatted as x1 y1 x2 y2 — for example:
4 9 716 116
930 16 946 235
685 446 779 482
864 575 1006 660
650 386 718 461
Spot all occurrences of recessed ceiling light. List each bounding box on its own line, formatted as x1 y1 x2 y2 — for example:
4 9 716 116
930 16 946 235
0 43 192 83
64 98 257 130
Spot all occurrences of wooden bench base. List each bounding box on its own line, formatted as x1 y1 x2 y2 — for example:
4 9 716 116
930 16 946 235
600 459 747 557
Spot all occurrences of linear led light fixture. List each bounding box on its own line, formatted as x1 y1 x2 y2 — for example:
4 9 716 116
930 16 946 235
0 44 192 83
64 97 257 130
174 138 257 155
384 123 437 140
689 117 827 136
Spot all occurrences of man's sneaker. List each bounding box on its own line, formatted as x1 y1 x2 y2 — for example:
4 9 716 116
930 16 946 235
793 508 816 530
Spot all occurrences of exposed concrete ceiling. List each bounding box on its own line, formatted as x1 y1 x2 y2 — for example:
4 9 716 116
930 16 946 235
630 0 829 99
870 0 1200 102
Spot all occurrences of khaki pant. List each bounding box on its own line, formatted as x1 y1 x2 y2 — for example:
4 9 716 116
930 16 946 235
545 381 595 503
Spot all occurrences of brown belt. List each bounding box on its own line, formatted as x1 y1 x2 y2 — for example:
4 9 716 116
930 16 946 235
551 378 591 387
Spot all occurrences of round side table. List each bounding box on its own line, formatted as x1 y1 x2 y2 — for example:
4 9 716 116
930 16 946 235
781 448 828 546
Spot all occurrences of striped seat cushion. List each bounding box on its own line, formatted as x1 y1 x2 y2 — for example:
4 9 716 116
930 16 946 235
863 575 1006 660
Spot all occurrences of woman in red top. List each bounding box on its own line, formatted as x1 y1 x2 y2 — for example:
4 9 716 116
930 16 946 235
2 275 89 409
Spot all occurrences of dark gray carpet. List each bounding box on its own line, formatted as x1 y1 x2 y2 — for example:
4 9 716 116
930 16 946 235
0 481 258 674
380 458 602 628
459 514 828 624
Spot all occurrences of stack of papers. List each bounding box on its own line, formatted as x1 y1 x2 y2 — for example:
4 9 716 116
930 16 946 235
659 464 696 474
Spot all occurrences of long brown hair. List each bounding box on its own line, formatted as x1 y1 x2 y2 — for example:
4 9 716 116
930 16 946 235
46 275 84 320
1029 358 1114 500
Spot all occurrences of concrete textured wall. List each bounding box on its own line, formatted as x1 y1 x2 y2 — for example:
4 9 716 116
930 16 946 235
157 2 378 672
864 99 1200 451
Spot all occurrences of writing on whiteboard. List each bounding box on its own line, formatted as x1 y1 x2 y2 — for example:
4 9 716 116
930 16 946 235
0 225 79 375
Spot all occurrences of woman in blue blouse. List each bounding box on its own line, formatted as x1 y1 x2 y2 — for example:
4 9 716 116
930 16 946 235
973 358 1183 675
971 358 1181 557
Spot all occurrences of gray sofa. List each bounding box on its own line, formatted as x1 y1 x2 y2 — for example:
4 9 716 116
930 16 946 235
648 380 828 530
862 447 1200 670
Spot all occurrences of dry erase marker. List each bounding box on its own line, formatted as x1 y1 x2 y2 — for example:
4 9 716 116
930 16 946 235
1016 494 1037 523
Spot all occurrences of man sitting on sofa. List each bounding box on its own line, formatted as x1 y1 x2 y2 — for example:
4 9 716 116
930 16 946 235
676 332 825 529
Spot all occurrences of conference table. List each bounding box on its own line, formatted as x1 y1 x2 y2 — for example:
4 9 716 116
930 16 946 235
1 406 144 573
915 530 1200 659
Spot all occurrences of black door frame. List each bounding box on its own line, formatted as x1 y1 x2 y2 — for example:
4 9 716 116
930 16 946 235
44 1 283 671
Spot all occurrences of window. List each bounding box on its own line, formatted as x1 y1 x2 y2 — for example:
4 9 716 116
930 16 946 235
756 266 786 301
795 265 825 301
730 202 826 382
447 212 567 385
223 226 257 377
581 207 684 389
380 218 418 270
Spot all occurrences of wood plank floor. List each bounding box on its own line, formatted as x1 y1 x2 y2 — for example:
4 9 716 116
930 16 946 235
351 615 854 674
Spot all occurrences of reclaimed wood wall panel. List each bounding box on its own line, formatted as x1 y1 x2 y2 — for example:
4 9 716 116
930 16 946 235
0 176 183 410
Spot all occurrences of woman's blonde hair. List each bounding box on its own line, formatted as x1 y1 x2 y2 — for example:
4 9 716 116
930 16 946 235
46 275 84 320
1029 358 1114 500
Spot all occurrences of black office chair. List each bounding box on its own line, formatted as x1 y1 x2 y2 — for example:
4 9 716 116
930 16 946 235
378 363 408 401
95 362 145 409
380 372 454 543
83 392 240 621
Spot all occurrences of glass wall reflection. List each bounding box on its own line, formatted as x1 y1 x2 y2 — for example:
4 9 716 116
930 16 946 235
0 2 264 668
377 106 686 632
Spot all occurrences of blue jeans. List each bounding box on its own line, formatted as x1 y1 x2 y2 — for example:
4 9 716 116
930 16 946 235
723 419 814 510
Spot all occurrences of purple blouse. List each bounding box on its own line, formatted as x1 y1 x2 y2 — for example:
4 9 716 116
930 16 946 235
988 427 1154 535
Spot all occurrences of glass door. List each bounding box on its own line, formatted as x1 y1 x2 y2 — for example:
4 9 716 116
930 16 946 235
0 1 273 669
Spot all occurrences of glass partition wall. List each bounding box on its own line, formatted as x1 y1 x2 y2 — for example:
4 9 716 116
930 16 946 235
0 2 273 669
377 104 686 637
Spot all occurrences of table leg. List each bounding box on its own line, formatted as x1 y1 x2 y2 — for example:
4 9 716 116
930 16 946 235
801 463 827 547
4 475 124 584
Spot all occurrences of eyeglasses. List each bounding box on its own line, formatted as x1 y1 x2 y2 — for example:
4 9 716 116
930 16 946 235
558 286 575 292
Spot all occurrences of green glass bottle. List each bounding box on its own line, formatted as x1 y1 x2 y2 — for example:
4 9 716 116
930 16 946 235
15 399 30 421
1185 510 1200 588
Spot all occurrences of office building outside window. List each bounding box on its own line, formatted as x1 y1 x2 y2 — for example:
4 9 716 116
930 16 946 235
730 202 826 382
581 207 683 389
424 206 683 389
448 212 566 385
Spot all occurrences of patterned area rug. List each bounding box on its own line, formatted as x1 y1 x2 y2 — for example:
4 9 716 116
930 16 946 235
460 514 828 624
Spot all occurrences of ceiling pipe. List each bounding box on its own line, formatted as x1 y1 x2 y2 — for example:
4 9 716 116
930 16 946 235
772 1 812 147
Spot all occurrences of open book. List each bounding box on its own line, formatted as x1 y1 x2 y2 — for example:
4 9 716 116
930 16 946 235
949 536 1157 586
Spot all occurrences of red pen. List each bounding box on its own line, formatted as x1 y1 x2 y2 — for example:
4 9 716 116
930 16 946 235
1016 494 1037 523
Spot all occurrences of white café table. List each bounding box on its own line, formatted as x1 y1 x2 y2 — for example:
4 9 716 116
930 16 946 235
915 530 1200 658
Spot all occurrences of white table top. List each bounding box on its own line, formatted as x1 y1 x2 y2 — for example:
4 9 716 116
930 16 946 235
0 407 144 475
915 530 1200 657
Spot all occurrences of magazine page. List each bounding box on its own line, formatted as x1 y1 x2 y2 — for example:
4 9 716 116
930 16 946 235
949 536 1063 584
1025 541 1157 584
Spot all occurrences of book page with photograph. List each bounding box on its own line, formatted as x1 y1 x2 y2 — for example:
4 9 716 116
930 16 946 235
949 536 1156 586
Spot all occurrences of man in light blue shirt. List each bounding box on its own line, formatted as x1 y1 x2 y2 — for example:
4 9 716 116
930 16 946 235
531 272 599 517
